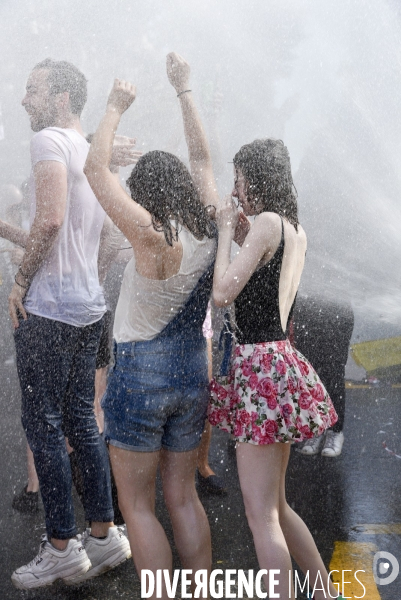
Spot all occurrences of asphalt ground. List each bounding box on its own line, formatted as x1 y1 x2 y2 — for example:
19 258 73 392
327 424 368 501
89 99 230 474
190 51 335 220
0 357 400 599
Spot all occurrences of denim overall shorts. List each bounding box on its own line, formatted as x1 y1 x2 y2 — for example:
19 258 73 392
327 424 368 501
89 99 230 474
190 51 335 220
103 260 215 453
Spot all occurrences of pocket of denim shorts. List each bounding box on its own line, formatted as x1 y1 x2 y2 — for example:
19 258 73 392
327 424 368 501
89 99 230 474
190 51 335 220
123 386 176 419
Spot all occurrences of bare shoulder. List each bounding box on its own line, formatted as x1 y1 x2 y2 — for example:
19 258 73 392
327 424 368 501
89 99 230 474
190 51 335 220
252 211 282 238
254 211 282 229
296 223 307 251
251 211 283 249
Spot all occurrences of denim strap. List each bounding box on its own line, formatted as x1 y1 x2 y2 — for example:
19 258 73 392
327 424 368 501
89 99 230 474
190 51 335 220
155 222 217 342
157 257 216 341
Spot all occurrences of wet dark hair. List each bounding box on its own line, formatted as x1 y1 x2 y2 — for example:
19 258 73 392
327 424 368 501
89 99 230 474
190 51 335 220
126 151 215 246
33 58 87 115
233 139 299 230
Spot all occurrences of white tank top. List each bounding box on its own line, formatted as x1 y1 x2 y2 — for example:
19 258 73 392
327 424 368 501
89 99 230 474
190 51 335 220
113 228 216 343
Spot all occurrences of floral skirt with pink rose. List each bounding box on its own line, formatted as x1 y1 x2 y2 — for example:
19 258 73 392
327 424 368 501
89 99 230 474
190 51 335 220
208 339 338 445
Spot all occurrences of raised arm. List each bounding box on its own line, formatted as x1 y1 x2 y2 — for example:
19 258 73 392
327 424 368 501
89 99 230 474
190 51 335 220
84 79 155 252
166 52 219 211
94 136 137 283
0 220 29 248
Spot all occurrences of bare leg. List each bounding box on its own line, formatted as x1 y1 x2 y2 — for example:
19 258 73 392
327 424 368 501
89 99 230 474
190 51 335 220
237 442 338 600
109 446 171 600
278 446 338 599
197 338 217 478
236 442 294 598
94 366 107 434
197 421 215 478
161 447 212 589
26 443 39 493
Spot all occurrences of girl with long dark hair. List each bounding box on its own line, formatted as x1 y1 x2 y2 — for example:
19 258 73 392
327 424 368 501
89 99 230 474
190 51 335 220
209 138 341 599
84 54 218 600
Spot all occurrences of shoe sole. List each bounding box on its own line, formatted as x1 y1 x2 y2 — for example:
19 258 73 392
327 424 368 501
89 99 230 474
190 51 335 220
11 559 91 590
321 451 342 457
11 575 55 591
296 437 325 456
296 445 323 456
297 449 321 455
67 547 132 584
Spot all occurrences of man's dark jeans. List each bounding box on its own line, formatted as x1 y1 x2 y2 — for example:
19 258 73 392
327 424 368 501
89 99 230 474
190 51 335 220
14 313 114 539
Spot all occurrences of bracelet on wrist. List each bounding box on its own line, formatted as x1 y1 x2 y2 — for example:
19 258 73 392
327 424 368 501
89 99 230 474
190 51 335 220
15 267 31 290
14 274 29 290
177 89 192 98
18 267 30 282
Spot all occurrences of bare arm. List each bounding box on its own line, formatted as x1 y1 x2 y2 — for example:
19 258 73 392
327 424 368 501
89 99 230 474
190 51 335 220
84 80 156 253
212 196 281 307
20 161 66 279
98 216 119 285
0 220 29 248
97 162 136 284
166 52 219 211
97 214 132 284
9 161 67 326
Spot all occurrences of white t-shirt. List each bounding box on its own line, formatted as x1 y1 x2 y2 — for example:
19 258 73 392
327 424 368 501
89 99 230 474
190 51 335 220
113 228 216 343
24 127 106 327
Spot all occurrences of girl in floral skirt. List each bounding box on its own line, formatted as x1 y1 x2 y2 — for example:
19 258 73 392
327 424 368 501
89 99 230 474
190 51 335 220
209 139 341 599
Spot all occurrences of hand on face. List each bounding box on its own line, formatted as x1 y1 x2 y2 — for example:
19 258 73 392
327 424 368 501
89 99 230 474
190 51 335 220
107 79 136 115
166 52 190 94
216 194 239 233
233 211 251 246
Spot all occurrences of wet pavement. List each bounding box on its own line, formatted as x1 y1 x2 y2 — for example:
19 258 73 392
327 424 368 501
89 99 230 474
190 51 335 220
1 360 400 599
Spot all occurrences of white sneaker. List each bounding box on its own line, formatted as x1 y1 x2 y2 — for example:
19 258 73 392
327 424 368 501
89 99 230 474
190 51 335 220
11 535 91 590
321 431 344 457
297 434 325 455
72 526 131 582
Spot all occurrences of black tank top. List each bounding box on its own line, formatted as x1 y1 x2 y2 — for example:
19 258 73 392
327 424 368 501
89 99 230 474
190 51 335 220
234 218 295 344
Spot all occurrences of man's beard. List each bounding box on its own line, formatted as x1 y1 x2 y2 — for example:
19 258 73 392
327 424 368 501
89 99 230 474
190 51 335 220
29 105 57 132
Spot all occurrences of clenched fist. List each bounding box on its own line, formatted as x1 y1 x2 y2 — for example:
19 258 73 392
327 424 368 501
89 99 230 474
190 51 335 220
107 79 136 115
166 52 190 94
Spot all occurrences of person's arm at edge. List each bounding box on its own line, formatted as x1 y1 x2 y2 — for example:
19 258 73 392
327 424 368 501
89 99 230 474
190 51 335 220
8 160 67 326
0 220 29 248
97 212 123 285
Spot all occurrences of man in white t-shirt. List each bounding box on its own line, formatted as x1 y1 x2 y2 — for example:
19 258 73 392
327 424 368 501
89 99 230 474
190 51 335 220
9 59 130 590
